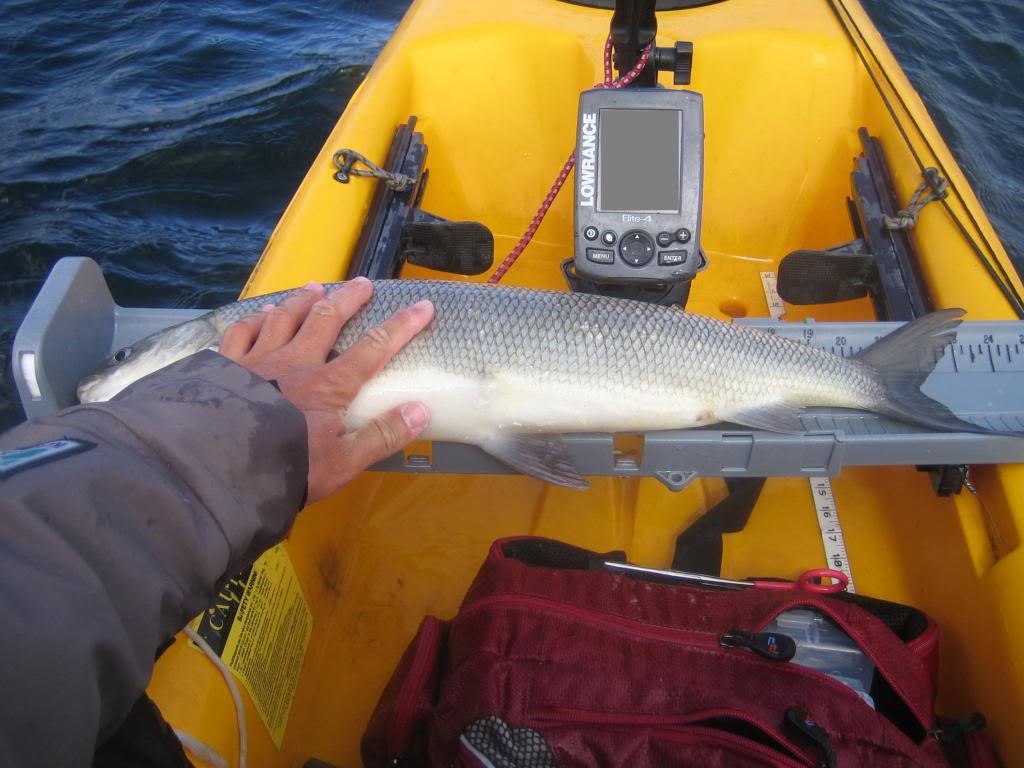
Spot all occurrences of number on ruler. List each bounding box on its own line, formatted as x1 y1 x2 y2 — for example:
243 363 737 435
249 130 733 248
809 477 856 593
759 272 786 320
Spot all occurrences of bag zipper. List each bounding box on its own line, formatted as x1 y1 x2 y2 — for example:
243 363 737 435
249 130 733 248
755 599 932 733
491 541 930 734
389 617 441 759
786 707 838 768
927 713 986 744
459 593 927 757
459 593 722 648
461 590 886 708
529 705 814 765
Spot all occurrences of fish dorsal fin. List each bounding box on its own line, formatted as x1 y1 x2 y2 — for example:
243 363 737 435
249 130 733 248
724 402 806 433
481 433 590 489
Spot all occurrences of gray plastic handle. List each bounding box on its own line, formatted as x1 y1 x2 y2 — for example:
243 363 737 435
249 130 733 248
13 258 204 418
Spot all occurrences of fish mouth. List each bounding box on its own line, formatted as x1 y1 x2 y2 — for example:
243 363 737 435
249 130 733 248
76 374 102 403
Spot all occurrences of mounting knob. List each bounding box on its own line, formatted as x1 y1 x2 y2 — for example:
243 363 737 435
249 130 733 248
654 41 694 85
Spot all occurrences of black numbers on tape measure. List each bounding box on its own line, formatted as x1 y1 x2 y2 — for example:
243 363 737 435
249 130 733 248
984 334 994 344
835 336 847 346
803 328 814 340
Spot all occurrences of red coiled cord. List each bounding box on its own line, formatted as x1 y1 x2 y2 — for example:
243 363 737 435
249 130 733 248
487 36 654 283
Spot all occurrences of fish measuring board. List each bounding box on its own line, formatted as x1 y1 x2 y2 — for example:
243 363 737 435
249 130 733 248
770 324 1024 376
13 259 1024 486
735 317 1024 433
759 271 852 589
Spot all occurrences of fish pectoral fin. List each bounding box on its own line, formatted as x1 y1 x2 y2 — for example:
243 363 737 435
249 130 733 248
481 433 590 490
723 402 806 433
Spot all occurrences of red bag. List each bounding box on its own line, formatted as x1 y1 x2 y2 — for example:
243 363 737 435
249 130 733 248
363 537 998 767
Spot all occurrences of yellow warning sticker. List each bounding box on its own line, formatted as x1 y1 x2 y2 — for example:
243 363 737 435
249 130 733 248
193 544 313 747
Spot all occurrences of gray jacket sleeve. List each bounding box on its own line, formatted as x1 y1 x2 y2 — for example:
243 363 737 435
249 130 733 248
0 350 309 768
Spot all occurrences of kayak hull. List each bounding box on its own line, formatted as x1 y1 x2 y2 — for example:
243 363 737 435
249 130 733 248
148 1 1024 765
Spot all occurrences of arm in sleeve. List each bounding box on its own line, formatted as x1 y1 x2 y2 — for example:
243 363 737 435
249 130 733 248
0 350 309 768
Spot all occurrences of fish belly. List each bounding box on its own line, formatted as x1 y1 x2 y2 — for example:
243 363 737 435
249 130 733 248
344 367 710 443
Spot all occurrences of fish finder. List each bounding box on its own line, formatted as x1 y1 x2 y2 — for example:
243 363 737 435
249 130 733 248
573 87 704 286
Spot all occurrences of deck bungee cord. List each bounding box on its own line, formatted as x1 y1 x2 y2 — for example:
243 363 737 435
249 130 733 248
487 36 653 284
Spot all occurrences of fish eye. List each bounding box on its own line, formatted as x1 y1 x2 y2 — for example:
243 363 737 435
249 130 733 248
113 347 131 364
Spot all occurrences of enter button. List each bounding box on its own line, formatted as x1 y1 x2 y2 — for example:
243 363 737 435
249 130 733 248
659 249 688 266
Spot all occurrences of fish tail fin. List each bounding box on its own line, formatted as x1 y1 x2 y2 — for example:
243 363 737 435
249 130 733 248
856 308 992 434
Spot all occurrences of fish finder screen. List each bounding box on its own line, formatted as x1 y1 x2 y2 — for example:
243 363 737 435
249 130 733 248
598 109 681 213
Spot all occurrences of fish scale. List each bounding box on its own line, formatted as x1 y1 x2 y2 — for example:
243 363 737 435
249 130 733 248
210 280 882 413
80 279 993 488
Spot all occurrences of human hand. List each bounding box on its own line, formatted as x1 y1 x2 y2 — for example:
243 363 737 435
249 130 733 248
220 278 433 504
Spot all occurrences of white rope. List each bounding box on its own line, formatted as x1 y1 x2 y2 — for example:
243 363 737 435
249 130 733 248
173 730 228 768
182 625 248 768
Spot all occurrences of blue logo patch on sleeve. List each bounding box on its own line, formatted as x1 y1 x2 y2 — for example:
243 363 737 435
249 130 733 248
0 438 95 479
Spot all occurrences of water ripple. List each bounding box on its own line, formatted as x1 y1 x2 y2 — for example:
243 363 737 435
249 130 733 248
0 0 1021 428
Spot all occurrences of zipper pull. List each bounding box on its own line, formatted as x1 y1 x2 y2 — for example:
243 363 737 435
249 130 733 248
785 707 838 768
720 629 797 661
928 712 987 743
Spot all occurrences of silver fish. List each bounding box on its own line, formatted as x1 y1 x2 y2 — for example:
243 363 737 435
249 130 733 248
77 279 988 487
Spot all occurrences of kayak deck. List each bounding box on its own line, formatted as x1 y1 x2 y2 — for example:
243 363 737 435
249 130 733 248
144 0 1024 765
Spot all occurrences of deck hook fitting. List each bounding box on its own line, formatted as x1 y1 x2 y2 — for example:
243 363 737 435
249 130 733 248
884 167 948 230
333 148 415 192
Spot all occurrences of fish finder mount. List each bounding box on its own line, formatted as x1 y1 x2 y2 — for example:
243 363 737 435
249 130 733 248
610 0 695 87
566 0 705 307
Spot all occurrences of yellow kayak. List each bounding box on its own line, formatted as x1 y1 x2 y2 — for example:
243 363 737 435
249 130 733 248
147 0 1024 764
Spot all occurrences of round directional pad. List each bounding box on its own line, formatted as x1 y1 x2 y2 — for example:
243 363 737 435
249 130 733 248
619 230 655 267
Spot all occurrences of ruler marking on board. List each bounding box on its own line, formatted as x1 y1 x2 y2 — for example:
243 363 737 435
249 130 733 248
809 477 856 593
751 322 1024 373
752 271 1024 376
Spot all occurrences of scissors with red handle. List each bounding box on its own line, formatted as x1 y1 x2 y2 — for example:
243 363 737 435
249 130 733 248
604 562 849 594
746 568 848 594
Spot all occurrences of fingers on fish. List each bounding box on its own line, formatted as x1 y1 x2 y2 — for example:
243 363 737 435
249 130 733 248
248 282 326 355
290 278 374 362
326 300 435 401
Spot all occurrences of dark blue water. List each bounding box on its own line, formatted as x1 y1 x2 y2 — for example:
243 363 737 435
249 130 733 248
1 1 1021 429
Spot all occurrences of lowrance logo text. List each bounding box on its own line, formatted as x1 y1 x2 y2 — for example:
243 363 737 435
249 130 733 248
578 113 597 207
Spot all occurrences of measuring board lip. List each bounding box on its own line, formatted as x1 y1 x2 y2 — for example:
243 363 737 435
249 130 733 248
375 427 1024 479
